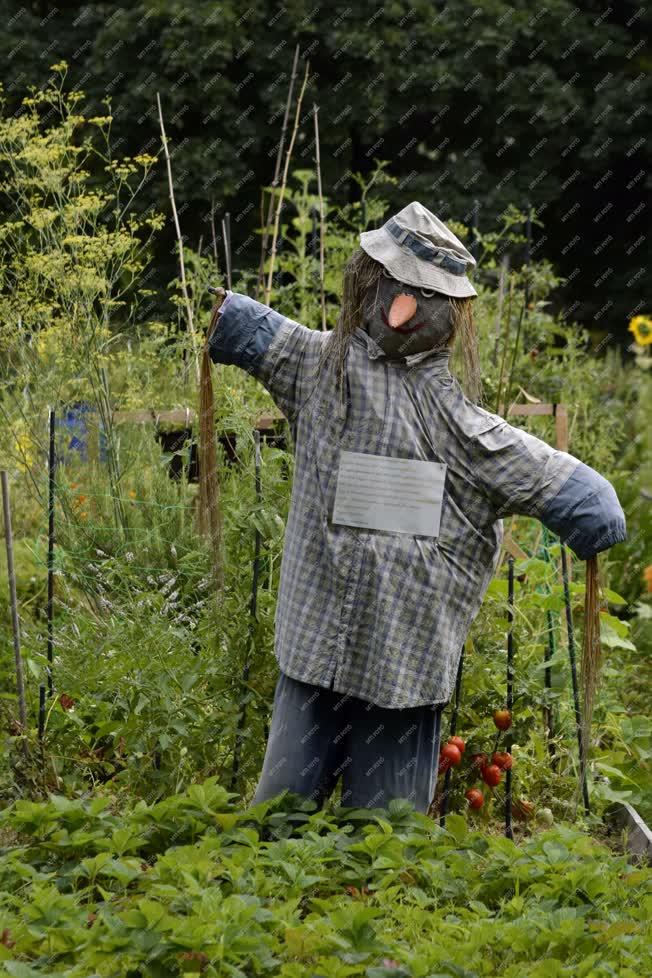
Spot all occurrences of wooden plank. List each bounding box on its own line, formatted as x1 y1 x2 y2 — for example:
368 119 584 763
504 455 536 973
507 404 554 417
102 408 285 429
495 402 570 453
502 533 529 561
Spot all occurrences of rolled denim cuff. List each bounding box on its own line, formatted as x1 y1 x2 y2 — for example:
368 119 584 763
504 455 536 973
539 461 627 559
207 290 286 372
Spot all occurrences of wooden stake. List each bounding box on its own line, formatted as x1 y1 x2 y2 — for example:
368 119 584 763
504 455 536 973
1 471 29 759
156 91 200 385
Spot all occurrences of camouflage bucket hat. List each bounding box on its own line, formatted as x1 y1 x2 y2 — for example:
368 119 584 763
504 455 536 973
359 200 478 298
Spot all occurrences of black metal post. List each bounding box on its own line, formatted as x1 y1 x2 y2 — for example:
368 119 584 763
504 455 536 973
560 543 591 814
230 430 263 791
505 556 515 839
540 525 558 768
47 407 56 698
438 645 465 826
38 684 46 742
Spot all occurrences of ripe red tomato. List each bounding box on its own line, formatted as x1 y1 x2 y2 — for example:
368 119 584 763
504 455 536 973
481 764 502 787
493 709 512 731
466 788 484 809
438 756 451 775
440 743 462 766
448 736 465 754
492 751 513 771
469 752 488 770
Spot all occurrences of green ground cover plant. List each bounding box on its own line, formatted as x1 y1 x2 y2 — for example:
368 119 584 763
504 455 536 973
0 782 650 977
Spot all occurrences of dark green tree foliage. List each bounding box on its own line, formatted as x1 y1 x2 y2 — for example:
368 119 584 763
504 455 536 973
1 0 649 335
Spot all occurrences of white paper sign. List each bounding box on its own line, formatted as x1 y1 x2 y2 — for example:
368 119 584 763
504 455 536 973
332 451 447 536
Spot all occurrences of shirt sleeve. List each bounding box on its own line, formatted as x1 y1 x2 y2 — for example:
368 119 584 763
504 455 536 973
470 419 627 560
207 290 326 421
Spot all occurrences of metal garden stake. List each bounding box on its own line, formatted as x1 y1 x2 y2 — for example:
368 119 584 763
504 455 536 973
47 407 56 697
560 541 591 815
505 555 515 840
230 429 263 791
438 645 465 826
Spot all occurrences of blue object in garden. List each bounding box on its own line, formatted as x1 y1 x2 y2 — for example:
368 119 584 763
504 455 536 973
58 402 107 463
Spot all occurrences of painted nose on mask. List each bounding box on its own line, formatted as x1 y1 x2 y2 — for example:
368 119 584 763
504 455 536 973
388 293 417 328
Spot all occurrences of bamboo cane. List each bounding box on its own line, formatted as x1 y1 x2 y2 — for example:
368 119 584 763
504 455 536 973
264 59 311 305
156 91 200 386
256 43 301 300
1 471 29 760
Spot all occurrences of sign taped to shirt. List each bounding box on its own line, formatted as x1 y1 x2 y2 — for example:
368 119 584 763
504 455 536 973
332 450 447 536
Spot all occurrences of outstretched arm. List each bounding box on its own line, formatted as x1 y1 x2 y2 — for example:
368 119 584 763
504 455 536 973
208 289 325 422
470 418 626 559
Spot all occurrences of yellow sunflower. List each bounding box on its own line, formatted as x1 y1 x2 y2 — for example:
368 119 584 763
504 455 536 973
628 315 652 346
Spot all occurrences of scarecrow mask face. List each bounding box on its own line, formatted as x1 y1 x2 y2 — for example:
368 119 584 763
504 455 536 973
361 267 453 360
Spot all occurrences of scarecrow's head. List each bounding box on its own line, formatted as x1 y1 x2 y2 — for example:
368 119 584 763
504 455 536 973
360 264 455 359
319 203 482 403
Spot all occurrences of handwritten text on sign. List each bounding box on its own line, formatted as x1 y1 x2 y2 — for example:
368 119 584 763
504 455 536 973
332 451 447 536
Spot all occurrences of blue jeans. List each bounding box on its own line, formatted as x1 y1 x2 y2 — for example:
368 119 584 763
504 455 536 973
249 670 445 814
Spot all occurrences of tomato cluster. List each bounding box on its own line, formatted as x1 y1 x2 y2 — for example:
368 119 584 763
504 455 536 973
437 708 515 811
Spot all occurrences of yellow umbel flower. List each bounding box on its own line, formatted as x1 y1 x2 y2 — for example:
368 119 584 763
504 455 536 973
628 315 652 346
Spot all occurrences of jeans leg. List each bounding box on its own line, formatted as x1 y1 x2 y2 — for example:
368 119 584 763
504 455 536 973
249 671 349 809
339 697 444 815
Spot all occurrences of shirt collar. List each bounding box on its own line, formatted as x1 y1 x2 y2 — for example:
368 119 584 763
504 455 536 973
351 327 452 374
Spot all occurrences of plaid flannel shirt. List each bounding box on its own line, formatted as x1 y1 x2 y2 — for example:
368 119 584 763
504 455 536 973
209 291 627 709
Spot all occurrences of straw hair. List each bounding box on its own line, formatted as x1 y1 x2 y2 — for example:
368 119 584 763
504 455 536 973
198 292 226 588
318 247 483 407
580 555 605 759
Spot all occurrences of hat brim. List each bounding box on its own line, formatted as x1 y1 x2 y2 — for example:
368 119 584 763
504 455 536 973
359 229 478 298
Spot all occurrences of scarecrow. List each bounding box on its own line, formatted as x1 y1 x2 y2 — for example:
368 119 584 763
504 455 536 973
201 202 626 814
